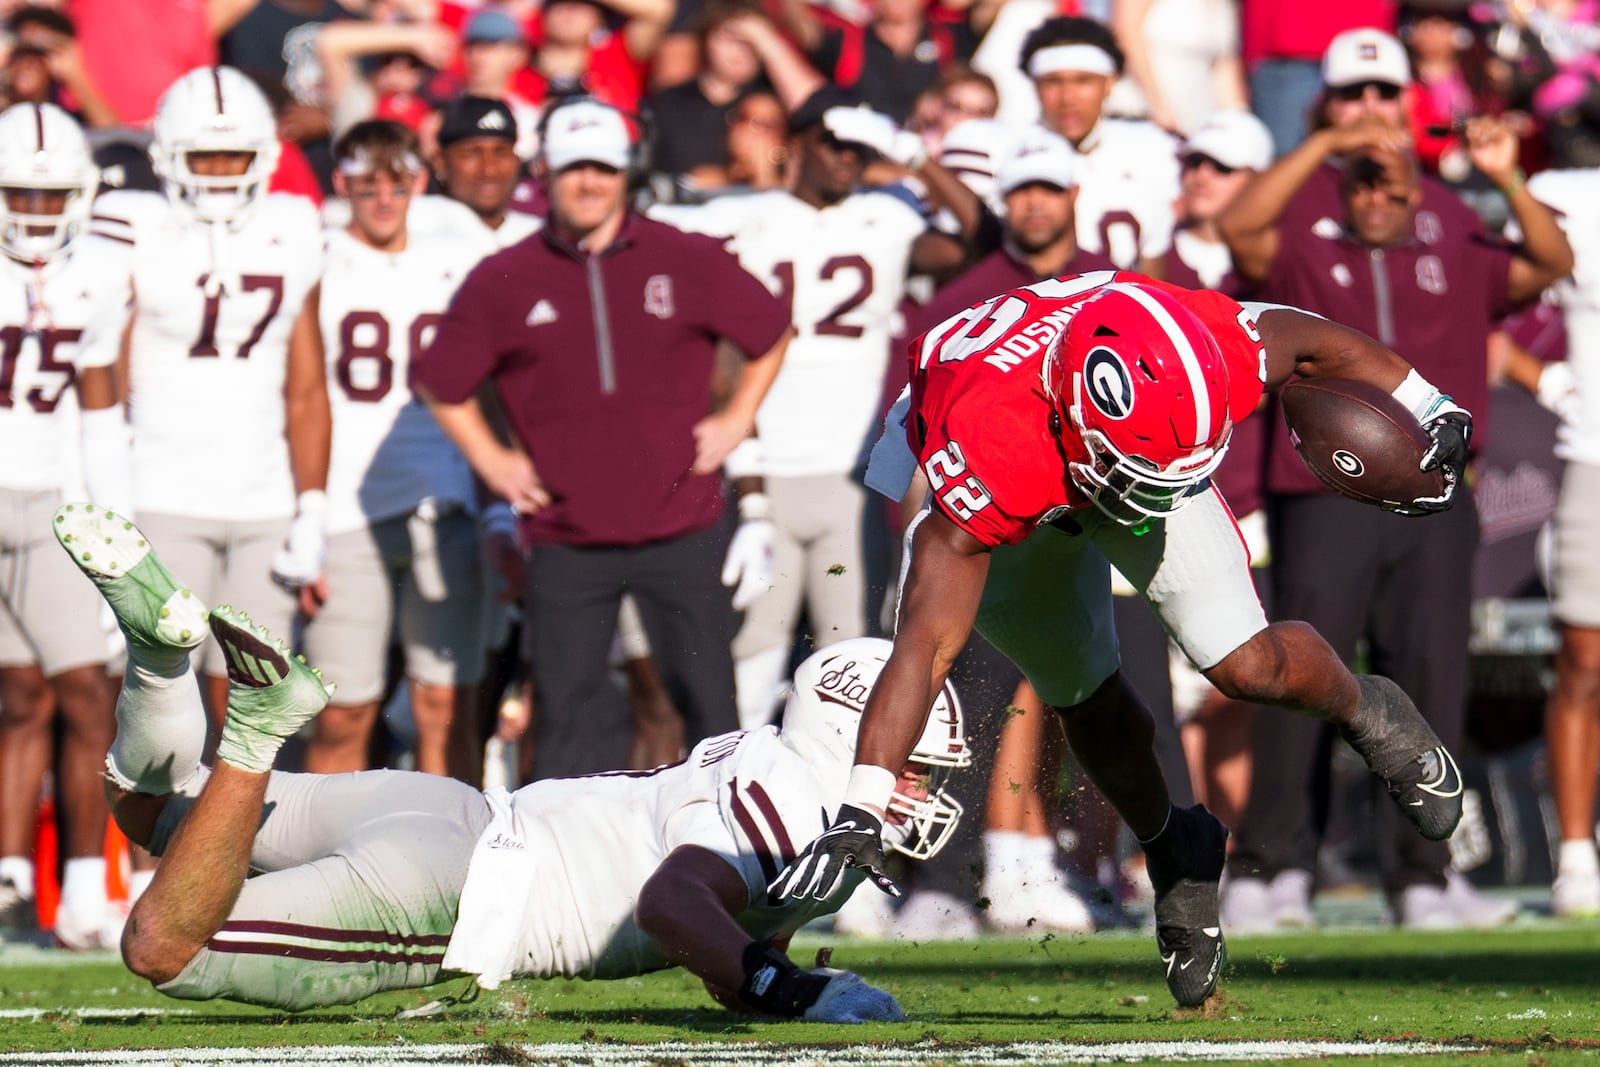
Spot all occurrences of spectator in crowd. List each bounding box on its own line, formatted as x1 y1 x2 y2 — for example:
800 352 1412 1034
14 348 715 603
1217 117 1572 930
316 16 457 138
90 66 330 748
1165 109 1271 293
518 0 672 112
649 5 822 180
1238 0 1396 155
1483 0 1600 168
679 88 790 193
52 497 954 1022
654 87 983 732
1018 16 1179 275
906 67 998 158
455 8 540 156
2 5 118 126
1514 166 1600 917
776 0 980 123
66 0 248 125
1110 0 1247 135
414 99 793 780
1400 0 1502 180
0 103 130 949
300 120 494 781
424 95 542 246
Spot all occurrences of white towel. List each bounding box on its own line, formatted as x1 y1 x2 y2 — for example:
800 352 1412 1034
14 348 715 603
441 788 537 990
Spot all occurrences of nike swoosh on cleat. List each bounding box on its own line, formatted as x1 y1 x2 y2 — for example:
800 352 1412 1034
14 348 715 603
1180 958 1194 970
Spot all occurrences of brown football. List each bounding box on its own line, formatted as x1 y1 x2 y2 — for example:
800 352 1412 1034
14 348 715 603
1279 377 1443 510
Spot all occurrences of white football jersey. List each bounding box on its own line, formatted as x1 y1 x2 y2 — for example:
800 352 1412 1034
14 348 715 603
1528 168 1600 463
1070 119 1180 270
654 190 927 476
0 243 131 493
319 228 492 534
92 191 324 521
404 194 543 250
447 727 857 983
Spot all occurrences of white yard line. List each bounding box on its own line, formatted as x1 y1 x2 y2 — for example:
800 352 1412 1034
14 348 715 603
0 1039 1480 1065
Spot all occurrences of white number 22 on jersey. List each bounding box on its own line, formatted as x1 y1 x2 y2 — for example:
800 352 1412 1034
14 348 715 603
924 440 993 521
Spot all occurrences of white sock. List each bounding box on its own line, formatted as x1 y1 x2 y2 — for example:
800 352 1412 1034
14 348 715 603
128 869 156 902
0 856 34 900
1558 839 1600 878
984 830 1028 883
1022 834 1060 886
60 857 107 912
106 656 207 794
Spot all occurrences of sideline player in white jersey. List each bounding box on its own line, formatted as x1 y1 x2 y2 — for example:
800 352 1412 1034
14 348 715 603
90 67 330 736
302 119 496 779
1019 17 1179 276
0 104 135 949
1515 169 1600 917
53 503 968 1017
653 88 982 729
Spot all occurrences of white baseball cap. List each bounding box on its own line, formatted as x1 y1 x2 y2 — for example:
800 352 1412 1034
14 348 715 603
1321 28 1411 89
542 100 631 172
1182 110 1274 171
938 118 1017 200
996 129 1076 195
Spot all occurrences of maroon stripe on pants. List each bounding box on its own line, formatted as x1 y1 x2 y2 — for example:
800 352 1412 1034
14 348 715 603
217 919 452 947
728 780 777 883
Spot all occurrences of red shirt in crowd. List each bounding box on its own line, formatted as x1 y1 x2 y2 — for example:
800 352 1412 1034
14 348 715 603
907 271 1264 547
413 212 788 547
1258 169 1514 495
1240 1 1396 67
69 0 215 126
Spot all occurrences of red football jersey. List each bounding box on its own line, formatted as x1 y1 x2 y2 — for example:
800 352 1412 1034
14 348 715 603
907 271 1266 547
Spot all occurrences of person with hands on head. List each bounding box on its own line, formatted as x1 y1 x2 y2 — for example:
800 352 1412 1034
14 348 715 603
771 269 1477 1009
1214 102 1572 931
415 98 792 781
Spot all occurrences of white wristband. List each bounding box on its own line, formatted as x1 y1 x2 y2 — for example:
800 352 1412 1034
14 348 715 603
737 492 772 522
843 764 897 815
1391 368 1444 422
295 489 328 519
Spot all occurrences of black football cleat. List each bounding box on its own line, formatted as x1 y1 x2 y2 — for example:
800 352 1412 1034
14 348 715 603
1144 804 1228 1008
1340 676 1463 842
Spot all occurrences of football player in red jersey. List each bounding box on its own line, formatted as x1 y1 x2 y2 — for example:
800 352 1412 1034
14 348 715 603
773 270 1473 1009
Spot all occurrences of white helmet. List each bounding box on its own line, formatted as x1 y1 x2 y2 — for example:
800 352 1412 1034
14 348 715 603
0 103 98 264
778 637 971 861
150 66 280 223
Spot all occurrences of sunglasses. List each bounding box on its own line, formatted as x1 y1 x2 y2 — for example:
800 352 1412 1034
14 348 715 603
1332 80 1403 103
1181 153 1237 176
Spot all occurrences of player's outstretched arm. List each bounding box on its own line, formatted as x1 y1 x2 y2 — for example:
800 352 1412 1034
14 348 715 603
637 846 903 1021
770 509 988 905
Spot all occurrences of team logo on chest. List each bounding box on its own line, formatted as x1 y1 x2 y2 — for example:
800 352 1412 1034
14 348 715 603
643 274 674 320
1083 347 1134 420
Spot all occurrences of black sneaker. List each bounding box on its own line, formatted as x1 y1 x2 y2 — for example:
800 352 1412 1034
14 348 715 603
1340 676 1463 842
1144 804 1228 1007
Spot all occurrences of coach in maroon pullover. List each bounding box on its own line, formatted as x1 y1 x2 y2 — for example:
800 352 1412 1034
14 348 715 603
416 99 792 780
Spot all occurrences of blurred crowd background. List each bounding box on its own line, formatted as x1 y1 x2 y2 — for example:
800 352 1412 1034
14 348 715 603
0 0 1595 951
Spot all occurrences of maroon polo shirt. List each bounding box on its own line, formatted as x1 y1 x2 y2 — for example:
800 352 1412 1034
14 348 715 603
415 212 788 546
908 246 1118 340
1259 176 1514 495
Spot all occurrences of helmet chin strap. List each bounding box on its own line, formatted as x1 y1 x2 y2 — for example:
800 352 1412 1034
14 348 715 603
203 218 239 300
25 263 52 333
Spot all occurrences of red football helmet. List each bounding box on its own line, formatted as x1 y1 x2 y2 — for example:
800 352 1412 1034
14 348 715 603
1045 282 1234 526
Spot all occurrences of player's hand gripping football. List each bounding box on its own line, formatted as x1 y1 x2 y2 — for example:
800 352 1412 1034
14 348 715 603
1400 402 1472 516
768 803 900 904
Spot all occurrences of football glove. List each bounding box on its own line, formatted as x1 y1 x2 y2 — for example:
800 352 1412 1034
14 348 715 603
768 803 900 904
801 970 907 1023
1389 371 1472 516
820 105 926 168
271 490 327 590
721 498 775 611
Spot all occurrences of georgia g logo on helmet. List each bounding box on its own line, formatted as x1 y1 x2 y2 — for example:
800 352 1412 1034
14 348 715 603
1084 346 1134 421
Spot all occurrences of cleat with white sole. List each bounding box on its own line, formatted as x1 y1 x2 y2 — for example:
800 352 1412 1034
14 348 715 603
52 504 206 651
209 606 335 774
1145 804 1228 1007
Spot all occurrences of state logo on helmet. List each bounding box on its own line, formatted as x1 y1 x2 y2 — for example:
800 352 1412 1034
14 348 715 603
778 637 971 860
0 103 99 264
1044 281 1233 526
150 66 280 223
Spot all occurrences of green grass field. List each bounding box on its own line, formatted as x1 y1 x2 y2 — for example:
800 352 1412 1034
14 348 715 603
3 921 1599 1065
